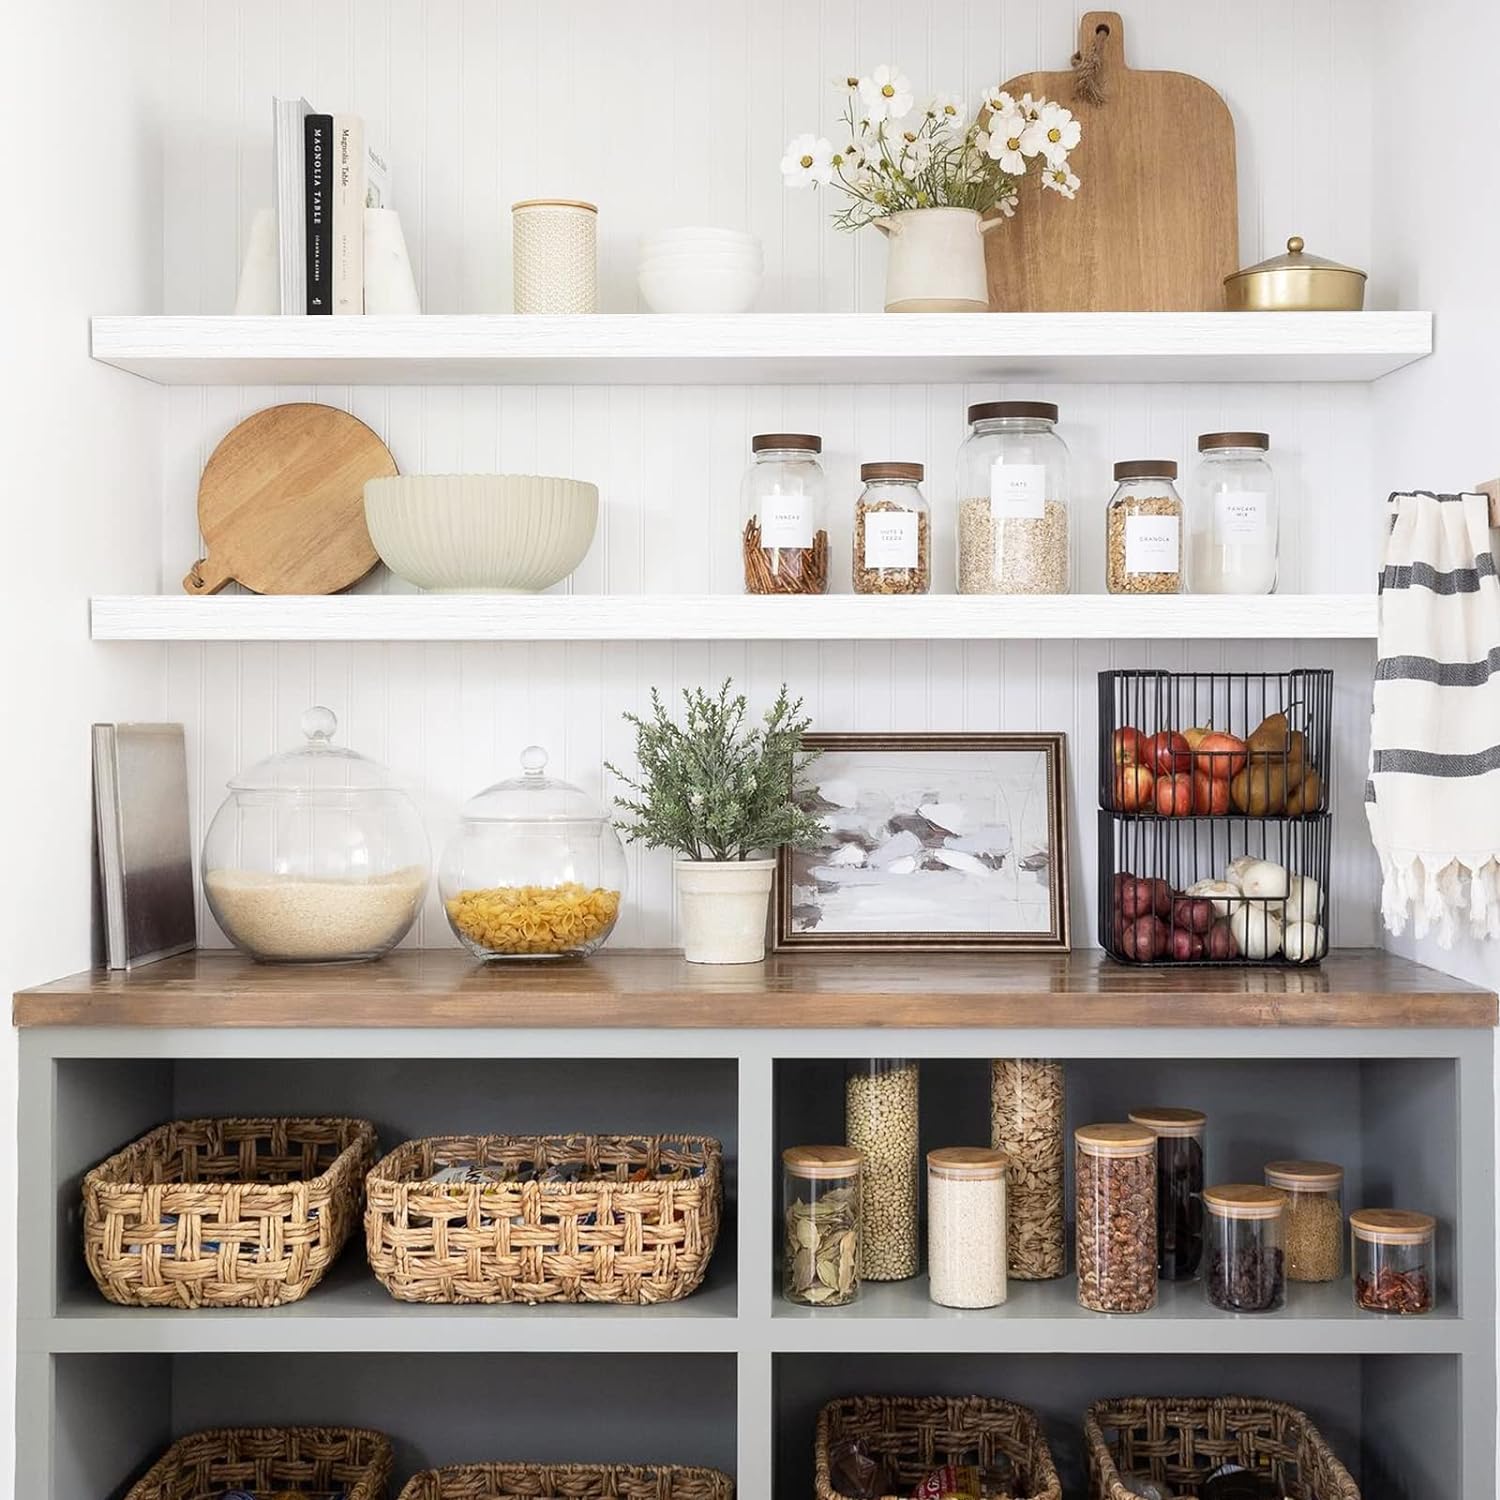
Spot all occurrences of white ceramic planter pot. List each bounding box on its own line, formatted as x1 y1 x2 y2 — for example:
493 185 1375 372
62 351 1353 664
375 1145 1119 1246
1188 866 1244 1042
876 206 1000 313
674 857 775 965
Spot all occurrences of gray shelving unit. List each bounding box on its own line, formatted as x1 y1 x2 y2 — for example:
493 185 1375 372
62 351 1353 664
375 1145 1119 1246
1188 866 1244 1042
13 954 1497 1498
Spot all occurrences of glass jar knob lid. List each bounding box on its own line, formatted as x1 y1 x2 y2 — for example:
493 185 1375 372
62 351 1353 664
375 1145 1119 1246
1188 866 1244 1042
227 704 404 793
301 706 338 743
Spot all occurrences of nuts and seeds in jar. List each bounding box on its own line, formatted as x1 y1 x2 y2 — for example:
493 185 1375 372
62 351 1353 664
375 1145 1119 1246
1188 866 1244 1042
742 433 829 594
927 1147 1009 1309
781 1145 862 1307
1264 1160 1344 1282
853 463 931 594
1189 431 1279 594
957 401 1071 594
1128 1107 1206 1281
845 1059 919 1281
1075 1123 1157 1313
990 1059 1066 1280
1203 1183 1286 1313
1351 1208 1435 1314
1106 460 1184 594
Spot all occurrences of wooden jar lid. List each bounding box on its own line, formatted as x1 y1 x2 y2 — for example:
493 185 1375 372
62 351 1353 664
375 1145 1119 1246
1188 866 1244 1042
1075 1123 1155 1157
1204 1183 1286 1219
1265 1159 1344 1190
1350 1208 1435 1244
783 1144 863 1179
1128 1106 1206 1137
928 1147 1009 1179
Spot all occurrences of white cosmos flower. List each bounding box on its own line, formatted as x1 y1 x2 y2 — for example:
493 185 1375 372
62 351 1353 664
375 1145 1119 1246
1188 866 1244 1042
929 92 967 135
1027 102 1081 163
985 108 1031 175
1016 92 1043 121
860 64 914 122
781 133 835 187
1041 161 1081 198
981 86 1016 116
995 190 1020 218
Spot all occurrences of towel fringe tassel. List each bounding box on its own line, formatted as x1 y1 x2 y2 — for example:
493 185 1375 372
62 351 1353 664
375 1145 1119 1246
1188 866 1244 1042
1378 851 1500 946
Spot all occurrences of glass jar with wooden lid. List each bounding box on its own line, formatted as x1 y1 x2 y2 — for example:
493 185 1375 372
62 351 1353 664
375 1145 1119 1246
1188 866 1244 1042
845 1059 919 1281
1189 432 1279 595
927 1147 1009 1309
781 1145 862 1306
1264 1160 1343 1282
1106 460 1184 594
742 433 828 595
1204 1183 1286 1312
853 463 930 595
1351 1208 1435 1315
1129 1107 1206 1282
1075 1123 1157 1313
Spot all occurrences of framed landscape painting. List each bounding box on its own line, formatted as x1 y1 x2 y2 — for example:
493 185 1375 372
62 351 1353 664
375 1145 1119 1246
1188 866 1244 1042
774 732 1070 952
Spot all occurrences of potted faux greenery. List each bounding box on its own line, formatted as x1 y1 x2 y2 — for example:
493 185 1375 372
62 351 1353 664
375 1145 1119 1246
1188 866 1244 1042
781 70 1082 311
608 681 824 964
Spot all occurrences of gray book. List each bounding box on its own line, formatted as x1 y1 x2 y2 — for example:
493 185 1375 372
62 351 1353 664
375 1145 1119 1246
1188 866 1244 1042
92 723 196 969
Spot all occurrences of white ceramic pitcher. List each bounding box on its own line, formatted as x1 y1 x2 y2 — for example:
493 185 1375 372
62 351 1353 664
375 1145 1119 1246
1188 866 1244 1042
875 206 1001 313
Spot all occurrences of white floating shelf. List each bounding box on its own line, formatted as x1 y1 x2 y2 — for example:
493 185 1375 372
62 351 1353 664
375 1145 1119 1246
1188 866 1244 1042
90 312 1432 385
91 592 1379 642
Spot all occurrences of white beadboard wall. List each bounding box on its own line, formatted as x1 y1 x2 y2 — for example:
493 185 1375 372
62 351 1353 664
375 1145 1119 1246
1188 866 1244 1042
159 0 1385 952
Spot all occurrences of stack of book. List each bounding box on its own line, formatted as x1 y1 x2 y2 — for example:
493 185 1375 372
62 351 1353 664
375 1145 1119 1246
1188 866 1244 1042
274 96 391 314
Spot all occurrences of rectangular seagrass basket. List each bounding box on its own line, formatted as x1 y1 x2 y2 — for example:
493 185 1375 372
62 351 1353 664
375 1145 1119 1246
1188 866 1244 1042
124 1425 393 1500
1086 1396 1361 1499
365 1133 722 1305
815 1396 1063 1500
83 1116 379 1309
396 1463 735 1500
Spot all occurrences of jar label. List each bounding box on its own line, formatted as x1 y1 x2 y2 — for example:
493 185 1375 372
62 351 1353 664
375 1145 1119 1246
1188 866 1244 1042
1125 514 1180 573
1214 490 1271 543
989 462 1046 520
758 495 813 548
863 511 918 568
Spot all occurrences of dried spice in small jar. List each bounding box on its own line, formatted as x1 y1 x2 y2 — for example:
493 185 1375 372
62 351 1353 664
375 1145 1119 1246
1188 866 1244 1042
1075 1122 1157 1313
853 462 931 594
845 1059 919 1280
1106 459 1184 594
1204 1183 1286 1313
781 1145 862 1306
991 1059 1066 1280
742 433 829 594
1265 1160 1343 1282
1129 1107 1206 1281
1351 1208 1435 1314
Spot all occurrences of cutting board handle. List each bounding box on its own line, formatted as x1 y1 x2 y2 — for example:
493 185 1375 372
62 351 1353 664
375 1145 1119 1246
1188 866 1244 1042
1073 11 1126 102
183 555 233 595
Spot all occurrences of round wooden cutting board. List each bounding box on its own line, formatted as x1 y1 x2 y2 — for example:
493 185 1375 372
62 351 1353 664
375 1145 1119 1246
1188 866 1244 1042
184 403 398 595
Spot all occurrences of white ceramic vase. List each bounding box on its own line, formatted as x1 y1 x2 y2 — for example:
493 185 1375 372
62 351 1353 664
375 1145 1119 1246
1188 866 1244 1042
875 206 1000 313
674 857 775 965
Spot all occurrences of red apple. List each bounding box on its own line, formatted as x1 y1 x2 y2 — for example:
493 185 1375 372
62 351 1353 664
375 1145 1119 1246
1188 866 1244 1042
1113 727 1144 766
1154 772 1194 817
1192 772 1231 816
1171 896 1216 934
1144 730 1193 776
1198 731 1248 782
1205 921 1240 960
1114 763 1155 812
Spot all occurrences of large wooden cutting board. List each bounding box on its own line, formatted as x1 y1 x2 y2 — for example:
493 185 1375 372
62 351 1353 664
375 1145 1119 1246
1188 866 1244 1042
185 403 397 595
985 11 1237 312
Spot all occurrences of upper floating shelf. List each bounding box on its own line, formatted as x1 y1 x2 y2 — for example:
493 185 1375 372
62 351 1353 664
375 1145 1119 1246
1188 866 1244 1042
89 312 1433 386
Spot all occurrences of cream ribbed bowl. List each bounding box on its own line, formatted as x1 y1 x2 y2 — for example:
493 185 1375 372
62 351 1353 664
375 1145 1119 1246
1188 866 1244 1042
364 474 598 593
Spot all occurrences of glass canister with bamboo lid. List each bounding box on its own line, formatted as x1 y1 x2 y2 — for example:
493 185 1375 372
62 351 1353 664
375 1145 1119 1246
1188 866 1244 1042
781 1144 862 1306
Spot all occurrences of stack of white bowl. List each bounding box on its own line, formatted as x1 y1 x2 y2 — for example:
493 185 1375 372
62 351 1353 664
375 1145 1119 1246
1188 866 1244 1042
638 227 763 313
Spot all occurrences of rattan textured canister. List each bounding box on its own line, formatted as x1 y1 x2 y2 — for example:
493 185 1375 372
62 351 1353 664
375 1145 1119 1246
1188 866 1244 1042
815 1395 1063 1500
82 1116 378 1309
397 1463 734 1500
512 197 598 312
1086 1396 1361 1499
124 1426 393 1500
365 1132 722 1304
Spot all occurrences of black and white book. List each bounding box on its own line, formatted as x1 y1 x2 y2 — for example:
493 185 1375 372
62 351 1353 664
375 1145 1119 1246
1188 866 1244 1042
305 111 333 313
273 95 312 314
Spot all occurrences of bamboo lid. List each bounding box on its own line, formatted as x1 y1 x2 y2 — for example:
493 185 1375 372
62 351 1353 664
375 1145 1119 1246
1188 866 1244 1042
511 197 598 213
783 1144 863 1180
1204 1183 1285 1220
1128 1106 1206 1138
1265 1159 1344 1191
1075 1122 1155 1157
928 1146 1009 1180
1350 1208 1435 1245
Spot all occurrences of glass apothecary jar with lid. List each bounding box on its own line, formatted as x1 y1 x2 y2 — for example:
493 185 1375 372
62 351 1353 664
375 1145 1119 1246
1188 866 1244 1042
1075 1123 1158 1313
1189 431 1279 594
1351 1209 1435 1314
990 1059 1066 1280
956 401 1071 594
741 433 828 594
438 745 627 960
845 1059 919 1280
928 1147 1009 1309
1204 1183 1286 1313
782 1145 862 1306
1265 1160 1344 1282
853 462 931 595
202 706 430 964
1129 1107 1206 1281
1106 460 1184 594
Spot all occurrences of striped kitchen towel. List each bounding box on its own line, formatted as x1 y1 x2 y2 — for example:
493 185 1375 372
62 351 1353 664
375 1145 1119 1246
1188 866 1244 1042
1367 490 1500 945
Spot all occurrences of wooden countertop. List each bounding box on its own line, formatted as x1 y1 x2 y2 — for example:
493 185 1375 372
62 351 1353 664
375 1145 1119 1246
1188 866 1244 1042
12 949 1496 1029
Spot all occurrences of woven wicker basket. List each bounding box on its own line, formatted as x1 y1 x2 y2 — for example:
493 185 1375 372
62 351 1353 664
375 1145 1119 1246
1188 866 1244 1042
366 1133 722 1305
1086 1396 1361 1499
396 1462 734 1500
815 1396 1062 1500
83 1116 378 1309
124 1425 393 1500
